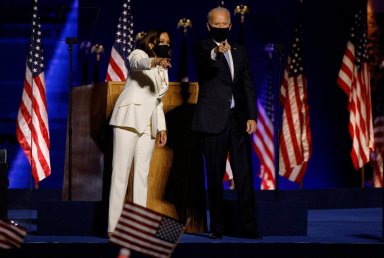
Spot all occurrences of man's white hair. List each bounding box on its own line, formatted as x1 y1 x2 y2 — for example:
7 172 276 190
207 7 231 23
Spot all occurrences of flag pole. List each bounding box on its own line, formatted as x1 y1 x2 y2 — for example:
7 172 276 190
30 45 35 191
28 8 35 191
273 44 284 197
91 44 104 83
65 37 77 201
263 43 284 195
234 5 249 45
29 6 37 235
176 18 192 86
26 0 39 233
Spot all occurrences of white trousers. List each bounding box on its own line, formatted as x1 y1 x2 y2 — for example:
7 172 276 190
108 125 155 232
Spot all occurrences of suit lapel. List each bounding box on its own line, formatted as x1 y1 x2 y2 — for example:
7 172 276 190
231 44 239 82
152 67 162 94
207 39 235 81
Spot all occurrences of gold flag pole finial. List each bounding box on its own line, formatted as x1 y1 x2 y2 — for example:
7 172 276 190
91 44 104 61
135 31 146 42
234 5 249 24
177 18 192 34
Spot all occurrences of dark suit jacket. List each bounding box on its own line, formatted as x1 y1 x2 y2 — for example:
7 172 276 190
191 38 257 134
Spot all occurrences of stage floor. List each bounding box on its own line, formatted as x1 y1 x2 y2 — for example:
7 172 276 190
1 207 383 258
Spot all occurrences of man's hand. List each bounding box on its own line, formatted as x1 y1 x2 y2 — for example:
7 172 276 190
215 41 231 54
157 130 167 147
246 120 257 134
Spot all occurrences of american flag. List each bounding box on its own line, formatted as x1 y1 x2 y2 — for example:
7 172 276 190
279 10 312 184
337 8 374 170
0 219 27 249
16 0 51 184
106 0 134 82
110 202 185 258
254 57 275 190
371 116 384 187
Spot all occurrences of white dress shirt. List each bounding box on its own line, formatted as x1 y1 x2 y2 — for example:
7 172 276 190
211 41 235 108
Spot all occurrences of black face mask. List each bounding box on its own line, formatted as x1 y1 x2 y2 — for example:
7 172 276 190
209 26 230 42
153 44 172 58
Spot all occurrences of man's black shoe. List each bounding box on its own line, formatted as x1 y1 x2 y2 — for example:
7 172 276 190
209 232 223 239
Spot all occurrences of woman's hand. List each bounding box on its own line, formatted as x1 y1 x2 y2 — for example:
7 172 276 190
157 130 167 147
158 58 172 69
152 58 172 69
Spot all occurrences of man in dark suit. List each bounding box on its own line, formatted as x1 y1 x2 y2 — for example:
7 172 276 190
191 6 260 239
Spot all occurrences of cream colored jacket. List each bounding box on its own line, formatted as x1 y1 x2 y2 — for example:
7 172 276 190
109 49 168 138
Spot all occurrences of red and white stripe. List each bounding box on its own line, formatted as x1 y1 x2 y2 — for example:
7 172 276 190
223 153 233 182
106 47 128 82
16 66 51 183
279 66 312 184
337 42 374 170
254 101 275 190
0 220 27 249
373 116 384 148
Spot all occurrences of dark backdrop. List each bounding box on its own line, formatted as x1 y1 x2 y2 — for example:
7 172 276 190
0 0 382 190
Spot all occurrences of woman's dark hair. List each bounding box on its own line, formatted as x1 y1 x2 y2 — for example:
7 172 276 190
136 28 170 57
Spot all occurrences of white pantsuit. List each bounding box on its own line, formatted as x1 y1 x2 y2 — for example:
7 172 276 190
108 49 168 233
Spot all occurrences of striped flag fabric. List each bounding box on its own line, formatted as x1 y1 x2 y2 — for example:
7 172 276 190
16 0 51 184
223 153 234 183
110 202 185 258
337 7 374 170
0 219 27 249
106 0 134 82
279 8 312 184
371 116 384 187
254 56 275 190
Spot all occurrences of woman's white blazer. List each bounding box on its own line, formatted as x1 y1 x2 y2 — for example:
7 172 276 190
109 49 168 138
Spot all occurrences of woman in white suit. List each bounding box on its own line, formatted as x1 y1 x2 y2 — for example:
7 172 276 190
108 29 172 233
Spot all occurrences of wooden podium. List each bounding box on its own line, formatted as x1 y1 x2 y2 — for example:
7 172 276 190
63 81 204 232
63 81 124 202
